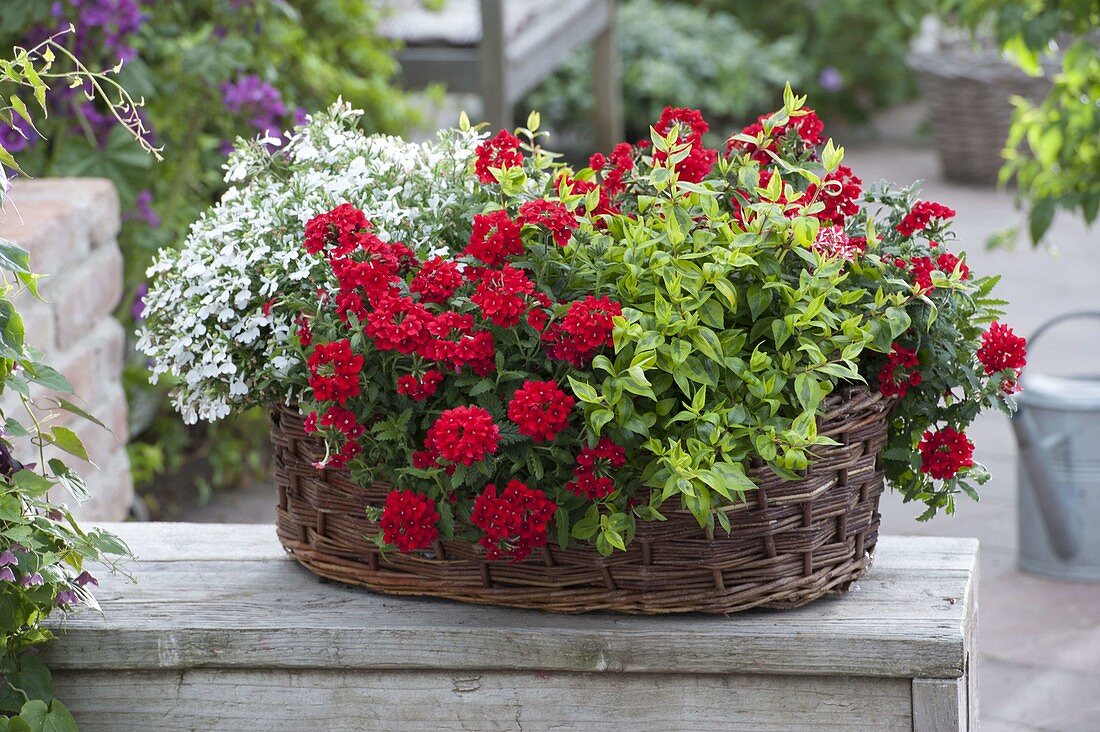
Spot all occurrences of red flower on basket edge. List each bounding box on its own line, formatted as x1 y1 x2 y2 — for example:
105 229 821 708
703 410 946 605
977 321 1027 392
918 427 974 480
470 480 557 561
380 489 440 552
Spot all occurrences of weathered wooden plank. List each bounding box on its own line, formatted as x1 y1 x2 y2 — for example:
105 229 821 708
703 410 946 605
913 677 967 731
52 669 913 731
43 525 976 680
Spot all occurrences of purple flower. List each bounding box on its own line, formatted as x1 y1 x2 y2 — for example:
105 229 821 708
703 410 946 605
55 589 80 606
131 283 149 321
818 67 844 93
20 572 43 587
0 550 17 567
220 74 288 137
64 0 147 63
124 190 161 229
0 115 37 154
294 107 309 128
0 568 14 583
74 570 98 587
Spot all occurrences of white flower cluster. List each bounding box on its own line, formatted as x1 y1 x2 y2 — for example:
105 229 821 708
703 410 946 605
137 103 486 423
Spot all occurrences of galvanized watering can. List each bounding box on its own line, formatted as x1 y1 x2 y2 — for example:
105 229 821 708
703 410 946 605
1013 311 1100 581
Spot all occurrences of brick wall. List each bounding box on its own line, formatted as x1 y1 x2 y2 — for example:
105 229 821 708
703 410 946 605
0 178 133 521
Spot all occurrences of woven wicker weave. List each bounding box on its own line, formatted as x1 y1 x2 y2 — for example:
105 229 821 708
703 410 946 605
272 386 892 614
911 39 1051 186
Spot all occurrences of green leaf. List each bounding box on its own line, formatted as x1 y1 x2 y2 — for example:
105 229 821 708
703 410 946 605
11 470 53 498
1028 198 1055 244
567 376 600 404
48 398 107 430
47 427 88 461
18 697 77 732
24 363 71 392
48 459 89 503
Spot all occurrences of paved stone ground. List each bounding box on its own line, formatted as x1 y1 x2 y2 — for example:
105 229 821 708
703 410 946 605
176 140 1100 731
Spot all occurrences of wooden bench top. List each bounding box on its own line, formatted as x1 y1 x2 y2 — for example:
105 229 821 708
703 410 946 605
44 523 977 681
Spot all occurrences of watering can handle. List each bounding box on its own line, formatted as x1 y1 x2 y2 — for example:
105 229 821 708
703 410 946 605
1027 311 1100 354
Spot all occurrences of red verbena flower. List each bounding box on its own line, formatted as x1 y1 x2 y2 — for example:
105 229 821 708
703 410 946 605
806 165 862 225
295 315 312 347
727 110 825 163
364 295 434 354
470 265 535 327
897 201 956 237
517 199 578 247
652 106 717 183
397 370 444 402
919 427 974 480
411 257 464 304
464 210 524 267
878 345 922 398
380 490 440 553
566 437 626 499
425 406 500 466
303 411 318 433
935 252 970 280
544 296 621 367
319 405 364 439
507 380 575 442
324 439 362 469
977 321 1027 391
307 339 363 405
303 203 369 258
474 129 524 185
470 480 556 561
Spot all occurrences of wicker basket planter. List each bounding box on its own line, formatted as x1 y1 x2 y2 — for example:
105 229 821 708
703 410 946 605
272 386 891 615
910 38 1051 186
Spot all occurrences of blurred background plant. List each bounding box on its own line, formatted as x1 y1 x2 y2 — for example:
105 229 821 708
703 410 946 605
935 0 1100 243
0 1 418 517
524 0 926 145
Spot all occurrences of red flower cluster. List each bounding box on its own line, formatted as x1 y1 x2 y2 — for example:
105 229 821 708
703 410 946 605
518 199 578 247
319 405 365 468
422 312 496 376
878 345 922 398
470 480 556 561
907 252 969 293
474 129 523 185
897 201 956 237
470 265 535 327
566 437 626 499
652 106 717 183
364 295 434 354
411 257 464 303
727 110 825 163
397 370 444 401
813 225 866 260
806 165 862 225
935 252 970 281
425 405 500 466
307 340 364 405
977 321 1027 391
465 210 524 266
507 380 575 442
303 203 369 258
380 490 440 552
544 296 621 367
919 427 974 480
590 142 635 198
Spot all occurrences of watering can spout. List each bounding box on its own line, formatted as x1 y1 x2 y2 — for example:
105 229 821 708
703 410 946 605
1012 404 1082 560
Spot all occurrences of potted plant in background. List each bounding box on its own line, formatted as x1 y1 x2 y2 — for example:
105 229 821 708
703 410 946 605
139 87 1025 614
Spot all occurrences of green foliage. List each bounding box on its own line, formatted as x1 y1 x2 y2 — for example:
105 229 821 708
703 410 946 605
523 0 805 139
562 88 1013 533
679 0 927 122
0 236 130 731
937 0 1100 242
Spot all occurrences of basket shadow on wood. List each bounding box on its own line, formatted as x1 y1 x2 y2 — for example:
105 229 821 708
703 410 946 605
272 387 891 615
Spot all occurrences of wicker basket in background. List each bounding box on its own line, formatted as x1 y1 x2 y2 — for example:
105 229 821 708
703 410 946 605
910 35 1052 186
271 386 892 615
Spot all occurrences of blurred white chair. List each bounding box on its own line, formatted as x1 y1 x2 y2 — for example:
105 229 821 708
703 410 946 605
380 0 623 149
